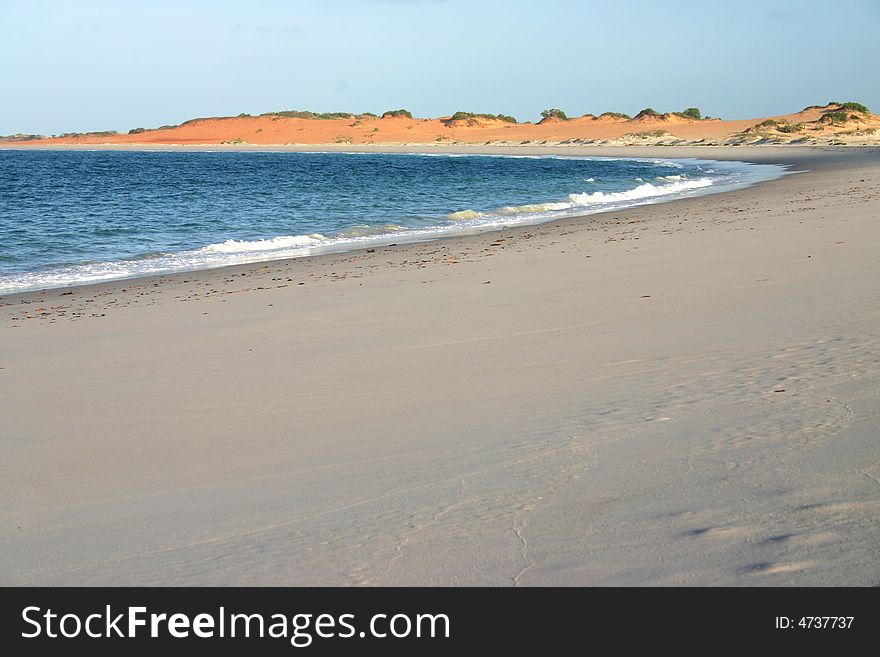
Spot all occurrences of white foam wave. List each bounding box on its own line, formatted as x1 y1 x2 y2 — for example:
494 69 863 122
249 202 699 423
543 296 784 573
567 178 712 205
335 223 403 238
447 178 714 222
203 234 325 253
446 209 482 221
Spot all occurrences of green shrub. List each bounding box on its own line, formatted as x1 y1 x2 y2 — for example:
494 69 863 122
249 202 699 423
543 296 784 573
358 112 378 119
623 129 669 138
0 133 45 142
839 102 869 114
448 111 517 123
676 107 702 120
597 111 630 120
381 109 413 119
260 110 355 120
634 108 661 119
237 113 251 118
821 111 850 124
60 130 118 138
540 108 568 120
777 123 803 133
128 127 147 134
180 117 224 125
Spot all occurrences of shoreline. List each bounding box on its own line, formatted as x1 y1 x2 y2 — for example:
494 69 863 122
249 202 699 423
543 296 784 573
3 144 873 300
2 145 879 585
0 148 788 296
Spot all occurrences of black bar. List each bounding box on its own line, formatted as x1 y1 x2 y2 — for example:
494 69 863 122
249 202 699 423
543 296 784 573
1 587 876 654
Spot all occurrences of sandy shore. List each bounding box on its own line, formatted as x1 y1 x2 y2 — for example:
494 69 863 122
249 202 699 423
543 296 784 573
1 145 878 586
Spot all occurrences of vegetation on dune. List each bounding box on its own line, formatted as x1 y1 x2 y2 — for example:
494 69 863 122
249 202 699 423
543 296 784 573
358 112 379 119
838 102 869 114
623 129 670 138
540 108 568 120
674 107 703 120
821 111 855 124
57 130 118 138
128 127 147 134
447 111 517 123
180 116 226 126
751 118 802 134
381 109 413 119
777 123 803 134
0 133 45 142
596 111 631 120
802 101 869 114
260 110 355 120
634 108 661 119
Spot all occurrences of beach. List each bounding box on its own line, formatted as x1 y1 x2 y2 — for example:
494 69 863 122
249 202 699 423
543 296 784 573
1 145 878 586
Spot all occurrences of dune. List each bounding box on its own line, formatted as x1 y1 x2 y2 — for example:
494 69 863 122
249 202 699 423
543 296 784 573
6 103 878 148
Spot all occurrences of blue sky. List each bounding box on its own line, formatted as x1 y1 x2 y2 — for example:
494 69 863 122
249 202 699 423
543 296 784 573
1 0 878 134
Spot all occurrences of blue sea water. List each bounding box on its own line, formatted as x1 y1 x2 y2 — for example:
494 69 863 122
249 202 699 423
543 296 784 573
0 150 786 294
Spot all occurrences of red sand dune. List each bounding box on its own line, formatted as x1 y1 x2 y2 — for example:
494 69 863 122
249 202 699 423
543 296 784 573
9 104 880 146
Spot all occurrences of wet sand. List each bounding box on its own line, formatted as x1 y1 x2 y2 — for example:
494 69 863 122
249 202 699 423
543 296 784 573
1 145 878 585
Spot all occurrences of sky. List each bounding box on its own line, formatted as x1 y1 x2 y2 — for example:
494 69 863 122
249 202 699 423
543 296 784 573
1 0 878 135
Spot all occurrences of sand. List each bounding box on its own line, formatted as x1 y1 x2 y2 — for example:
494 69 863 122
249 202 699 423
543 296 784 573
1 145 878 586
5 103 880 148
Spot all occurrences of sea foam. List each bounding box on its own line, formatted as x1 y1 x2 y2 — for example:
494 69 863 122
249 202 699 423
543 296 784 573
203 234 325 253
447 177 714 221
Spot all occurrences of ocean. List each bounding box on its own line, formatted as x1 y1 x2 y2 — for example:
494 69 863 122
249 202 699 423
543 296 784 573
0 150 786 294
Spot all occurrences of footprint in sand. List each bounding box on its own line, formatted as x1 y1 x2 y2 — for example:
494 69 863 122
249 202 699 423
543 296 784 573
686 526 756 540
761 531 838 547
745 561 814 575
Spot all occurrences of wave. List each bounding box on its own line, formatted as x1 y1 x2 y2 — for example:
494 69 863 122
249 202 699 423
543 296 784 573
203 234 326 253
447 177 713 222
335 223 403 239
197 224 405 256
